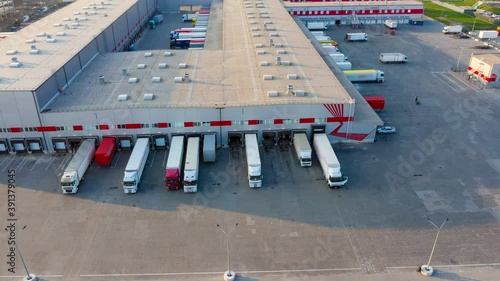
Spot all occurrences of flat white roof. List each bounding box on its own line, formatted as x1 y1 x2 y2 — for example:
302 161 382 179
0 0 138 91
49 0 357 111
473 53 500 65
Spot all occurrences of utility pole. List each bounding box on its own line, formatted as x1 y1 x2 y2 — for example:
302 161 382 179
4 226 37 281
419 218 448 276
217 223 238 281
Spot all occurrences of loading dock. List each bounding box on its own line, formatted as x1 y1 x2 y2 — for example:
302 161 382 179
310 125 326 143
26 138 44 153
291 129 308 144
228 132 243 147
67 137 83 152
83 136 99 147
117 135 134 150
152 134 168 150
136 134 153 149
10 139 27 153
0 139 9 153
262 131 277 146
52 137 68 153
277 130 291 146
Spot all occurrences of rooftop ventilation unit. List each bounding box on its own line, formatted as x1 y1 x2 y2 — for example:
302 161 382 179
46 38 57 43
96 6 104 9
36 32 46 37
261 14 270 18
287 74 298 80
174 77 183 83
249 21 257 25
128 77 138 83
287 85 294 95
122 69 128 76
255 44 263 48
79 17 88 21
88 11 97 15
71 22 80 26
89 2 96 6
270 33 278 37
247 12 254 15
151 77 161 83
143 94 154 101
82 6 89 9
245 4 252 8
6 50 18 55
267 91 278 97
63 18 71 21
265 26 275 31
25 39 36 43
259 61 269 66
117 94 128 101
101 2 111 5
144 52 153 57
56 32 66 36
29 48 40 55
265 21 273 24
257 50 266 55
252 33 260 37
263 75 273 80
282 61 291 66
9 57 21 68
277 49 286 54
137 64 146 69
98 75 106 84
256 4 265 8
158 63 167 68
274 43 283 47
178 63 187 68
164 51 172 56
53 23 62 27
294 90 306 97
251 28 259 31
73 12 81 15
247 15 255 19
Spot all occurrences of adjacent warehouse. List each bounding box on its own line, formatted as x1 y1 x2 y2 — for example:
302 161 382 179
0 0 385 154
468 53 500 87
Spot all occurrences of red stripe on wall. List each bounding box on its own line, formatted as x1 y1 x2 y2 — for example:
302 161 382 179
210 121 232 126
157 123 168 128
327 117 353 122
274 119 284 125
37 126 57 132
99 124 109 130
125 123 141 129
73 125 83 131
248 120 258 125
10 128 22 133
300 118 315 124
184 122 194 128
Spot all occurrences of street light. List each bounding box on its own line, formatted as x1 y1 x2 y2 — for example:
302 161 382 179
4 226 37 281
420 218 449 277
472 17 478 32
217 223 239 281
456 47 465 71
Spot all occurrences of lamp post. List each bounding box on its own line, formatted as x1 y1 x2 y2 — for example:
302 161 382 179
472 17 478 32
4 226 37 281
456 47 465 71
217 223 238 281
420 218 448 277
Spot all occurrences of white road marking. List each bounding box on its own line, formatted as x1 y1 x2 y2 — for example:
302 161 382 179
0 155 11 166
387 262 500 270
45 155 57 170
1 157 16 172
431 72 466 92
112 151 121 168
150 150 156 167
0 275 63 278
162 150 168 167
15 156 28 172
30 155 45 171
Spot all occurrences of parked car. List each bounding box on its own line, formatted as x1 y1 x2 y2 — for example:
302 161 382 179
377 126 396 134
453 32 469 39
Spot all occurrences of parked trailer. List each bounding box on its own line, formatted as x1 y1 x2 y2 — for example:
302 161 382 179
182 14 197 22
170 39 190 49
183 137 200 193
379 53 408 63
311 31 326 37
203 134 216 162
122 138 150 194
60 139 95 194
165 136 185 190
322 45 339 53
442 25 462 34
478 30 498 39
345 33 368 41
314 35 332 41
313 133 348 188
343 69 384 83
307 22 327 30
329 53 348 62
384 19 398 29
173 32 206 40
336 61 352 70
364 96 385 111
245 134 262 188
95 137 116 166
293 133 312 167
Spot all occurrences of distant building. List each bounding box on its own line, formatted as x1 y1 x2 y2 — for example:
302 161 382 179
468 53 500 87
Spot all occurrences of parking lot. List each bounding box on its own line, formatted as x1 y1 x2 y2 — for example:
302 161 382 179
1 15 500 281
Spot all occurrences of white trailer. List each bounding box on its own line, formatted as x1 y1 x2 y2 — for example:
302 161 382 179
245 134 262 188
182 14 197 21
175 32 206 39
343 69 384 83
384 20 398 29
442 25 462 34
478 30 498 39
313 134 348 188
322 45 339 53
329 53 348 63
61 139 95 194
336 61 352 70
293 133 312 167
203 134 216 162
314 35 332 41
122 138 150 194
345 33 368 41
183 137 200 193
311 31 326 37
307 22 327 30
379 53 408 63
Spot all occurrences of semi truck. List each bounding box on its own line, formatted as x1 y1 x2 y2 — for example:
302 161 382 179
307 22 327 30
379 53 408 63
329 53 348 63
245 134 262 188
122 138 150 194
336 61 352 70
343 69 384 83
60 139 95 194
293 133 312 167
95 137 117 166
313 133 348 188
170 39 190 49
364 96 385 111
345 33 367 41
165 135 185 190
183 137 200 193
442 25 462 34
182 14 197 21
384 20 398 29
478 30 498 39
172 32 206 40
203 134 216 162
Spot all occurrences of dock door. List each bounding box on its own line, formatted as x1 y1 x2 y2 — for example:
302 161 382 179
117 135 133 151
26 138 43 153
228 132 243 147
262 131 277 146
152 134 168 150
277 130 291 146
310 125 325 143
52 137 68 153
10 139 27 153
0 139 9 154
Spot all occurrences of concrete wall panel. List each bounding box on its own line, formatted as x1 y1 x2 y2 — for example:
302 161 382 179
35 76 60 110
112 14 130 51
63 55 83 85
79 41 99 69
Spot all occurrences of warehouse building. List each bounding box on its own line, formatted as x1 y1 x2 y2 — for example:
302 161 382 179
468 53 500 87
0 0 387 154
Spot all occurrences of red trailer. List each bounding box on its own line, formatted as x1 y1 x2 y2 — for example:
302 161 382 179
95 137 117 166
364 96 385 111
